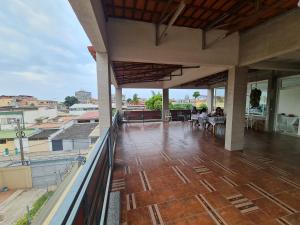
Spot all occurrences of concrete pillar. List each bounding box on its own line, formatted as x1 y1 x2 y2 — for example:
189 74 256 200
115 87 122 113
225 67 248 151
267 74 278 132
207 88 214 112
97 52 112 135
224 84 228 113
162 89 169 121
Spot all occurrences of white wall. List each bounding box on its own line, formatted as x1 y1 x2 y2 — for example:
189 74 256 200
23 108 58 127
278 86 300 116
0 113 23 130
107 18 239 66
62 139 90 151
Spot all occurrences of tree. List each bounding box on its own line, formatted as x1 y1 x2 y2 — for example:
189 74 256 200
126 98 132 103
64 96 79 108
132 93 139 104
145 92 162 110
193 91 200 99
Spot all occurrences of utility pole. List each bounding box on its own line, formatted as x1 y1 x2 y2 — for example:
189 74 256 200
16 119 25 165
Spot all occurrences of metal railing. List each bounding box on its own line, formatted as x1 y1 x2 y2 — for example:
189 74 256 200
49 112 120 225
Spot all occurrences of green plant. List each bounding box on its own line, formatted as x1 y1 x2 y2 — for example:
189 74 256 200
145 92 162 110
170 103 193 110
198 103 208 111
15 191 54 225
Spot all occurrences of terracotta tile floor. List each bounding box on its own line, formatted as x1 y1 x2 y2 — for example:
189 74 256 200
112 122 300 225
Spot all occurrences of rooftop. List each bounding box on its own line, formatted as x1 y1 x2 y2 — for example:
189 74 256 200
28 129 59 140
53 123 98 140
70 103 98 109
77 111 99 120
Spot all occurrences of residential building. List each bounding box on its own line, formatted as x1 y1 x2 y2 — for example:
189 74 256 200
0 129 37 155
28 129 59 153
75 111 99 123
50 123 98 151
29 114 77 129
0 95 38 107
69 103 98 115
0 107 58 130
37 100 58 108
75 90 92 103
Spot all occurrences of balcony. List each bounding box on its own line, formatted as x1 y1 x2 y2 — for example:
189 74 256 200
43 114 300 225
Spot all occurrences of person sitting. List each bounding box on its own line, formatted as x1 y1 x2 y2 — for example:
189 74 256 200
191 106 198 115
199 108 208 118
198 108 208 128
215 107 224 116
210 107 224 117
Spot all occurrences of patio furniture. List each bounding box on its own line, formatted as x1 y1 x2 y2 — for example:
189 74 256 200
198 116 208 129
177 111 186 122
164 110 172 122
208 116 226 135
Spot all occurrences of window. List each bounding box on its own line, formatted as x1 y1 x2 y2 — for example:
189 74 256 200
0 139 7 144
213 87 225 110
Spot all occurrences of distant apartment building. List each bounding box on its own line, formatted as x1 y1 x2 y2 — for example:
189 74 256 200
69 103 98 116
75 90 92 103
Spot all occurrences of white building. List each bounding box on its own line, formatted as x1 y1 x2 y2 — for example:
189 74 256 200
0 107 58 130
69 104 98 116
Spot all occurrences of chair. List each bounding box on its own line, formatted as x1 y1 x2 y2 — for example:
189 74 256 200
164 110 172 122
177 111 186 122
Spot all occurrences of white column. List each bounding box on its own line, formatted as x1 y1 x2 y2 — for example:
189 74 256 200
162 89 169 121
97 52 112 135
115 87 122 112
225 67 248 151
207 88 214 112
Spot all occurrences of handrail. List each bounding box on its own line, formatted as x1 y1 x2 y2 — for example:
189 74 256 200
49 111 120 225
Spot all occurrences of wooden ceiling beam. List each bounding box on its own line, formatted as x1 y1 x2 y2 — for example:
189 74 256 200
203 0 248 31
156 0 186 45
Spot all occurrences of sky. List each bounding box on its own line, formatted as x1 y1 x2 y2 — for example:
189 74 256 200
0 0 208 101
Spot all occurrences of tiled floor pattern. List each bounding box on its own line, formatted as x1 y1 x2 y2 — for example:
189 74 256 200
112 122 300 225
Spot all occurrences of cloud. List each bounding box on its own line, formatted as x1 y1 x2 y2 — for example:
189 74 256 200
14 71 49 82
0 0 96 100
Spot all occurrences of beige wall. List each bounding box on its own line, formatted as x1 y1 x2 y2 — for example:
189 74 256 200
29 140 50 153
0 166 32 189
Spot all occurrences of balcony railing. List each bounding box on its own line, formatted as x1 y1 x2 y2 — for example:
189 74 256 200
49 112 120 225
122 109 192 122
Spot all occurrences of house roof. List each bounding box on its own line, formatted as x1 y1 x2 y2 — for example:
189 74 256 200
53 123 98 140
0 129 37 139
28 129 59 140
77 111 99 120
102 0 297 31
